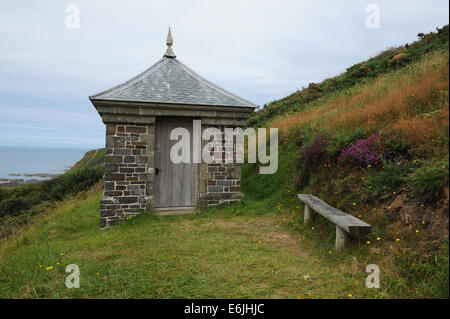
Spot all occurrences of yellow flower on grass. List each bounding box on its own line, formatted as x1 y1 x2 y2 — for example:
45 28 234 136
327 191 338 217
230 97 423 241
60 253 64 256
367 164 372 168
366 241 371 245
311 226 315 230
373 208 376 211
415 230 419 233
46 266 53 270
329 250 332 254
96 272 99 276
39 265 43 268
396 238 400 242
377 237 381 241
258 240 262 244
358 215 362 218
348 293 353 298
57 262 60 265
352 202 357 206
387 206 391 209
393 191 396 195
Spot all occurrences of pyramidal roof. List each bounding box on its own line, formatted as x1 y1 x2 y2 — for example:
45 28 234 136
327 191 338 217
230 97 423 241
90 29 257 108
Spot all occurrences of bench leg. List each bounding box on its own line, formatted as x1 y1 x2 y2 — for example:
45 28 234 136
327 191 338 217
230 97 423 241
335 226 350 251
304 205 313 224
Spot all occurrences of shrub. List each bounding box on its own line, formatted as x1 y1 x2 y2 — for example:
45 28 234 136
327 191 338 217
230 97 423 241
383 136 412 160
0 197 30 218
338 134 383 166
302 133 329 166
326 128 367 161
362 161 409 199
408 156 449 202
0 166 104 221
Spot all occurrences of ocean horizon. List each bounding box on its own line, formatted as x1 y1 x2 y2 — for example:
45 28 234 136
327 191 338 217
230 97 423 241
0 146 91 180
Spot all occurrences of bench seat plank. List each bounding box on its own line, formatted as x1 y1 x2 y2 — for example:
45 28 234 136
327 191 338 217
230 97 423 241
297 194 371 238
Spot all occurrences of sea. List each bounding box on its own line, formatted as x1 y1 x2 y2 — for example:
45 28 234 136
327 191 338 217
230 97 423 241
0 146 90 181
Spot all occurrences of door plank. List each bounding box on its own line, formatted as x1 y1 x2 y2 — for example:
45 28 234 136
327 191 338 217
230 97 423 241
154 120 197 208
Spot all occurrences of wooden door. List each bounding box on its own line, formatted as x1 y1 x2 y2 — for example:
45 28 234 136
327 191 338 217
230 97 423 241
154 119 197 209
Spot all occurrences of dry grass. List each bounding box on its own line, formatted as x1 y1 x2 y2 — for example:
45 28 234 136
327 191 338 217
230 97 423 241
392 107 449 145
271 49 449 141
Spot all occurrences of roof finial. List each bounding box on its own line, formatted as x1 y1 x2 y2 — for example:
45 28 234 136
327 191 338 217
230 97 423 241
163 27 176 58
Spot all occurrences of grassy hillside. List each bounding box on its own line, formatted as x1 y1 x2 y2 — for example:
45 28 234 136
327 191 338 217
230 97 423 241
70 148 105 171
0 26 448 299
249 25 449 128
0 148 105 231
242 26 449 297
0 185 444 298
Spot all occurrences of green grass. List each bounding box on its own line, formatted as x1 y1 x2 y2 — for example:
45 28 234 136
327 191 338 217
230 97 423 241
70 148 106 171
1 187 445 298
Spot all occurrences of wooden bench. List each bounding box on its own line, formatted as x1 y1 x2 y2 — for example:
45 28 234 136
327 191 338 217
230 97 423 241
297 194 371 251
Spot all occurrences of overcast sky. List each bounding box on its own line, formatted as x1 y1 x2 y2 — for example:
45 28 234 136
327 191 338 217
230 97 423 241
0 0 448 148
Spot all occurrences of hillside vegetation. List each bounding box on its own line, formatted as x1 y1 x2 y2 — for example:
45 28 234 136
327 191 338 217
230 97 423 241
249 25 449 128
0 168 103 238
70 148 106 171
0 26 448 299
0 186 441 298
243 25 449 297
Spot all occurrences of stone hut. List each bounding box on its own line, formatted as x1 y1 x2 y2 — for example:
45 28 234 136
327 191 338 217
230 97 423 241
90 29 257 228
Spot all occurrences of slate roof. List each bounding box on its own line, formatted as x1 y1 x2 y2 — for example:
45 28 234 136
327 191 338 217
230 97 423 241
90 57 257 108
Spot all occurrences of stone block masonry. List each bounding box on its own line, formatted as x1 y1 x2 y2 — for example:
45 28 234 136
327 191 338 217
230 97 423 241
100 123 155 228
198 125 245 207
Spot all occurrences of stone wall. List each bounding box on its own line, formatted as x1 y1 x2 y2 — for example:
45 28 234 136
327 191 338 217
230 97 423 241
198 125 245 206
100 123 155 228
100 119 246 228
